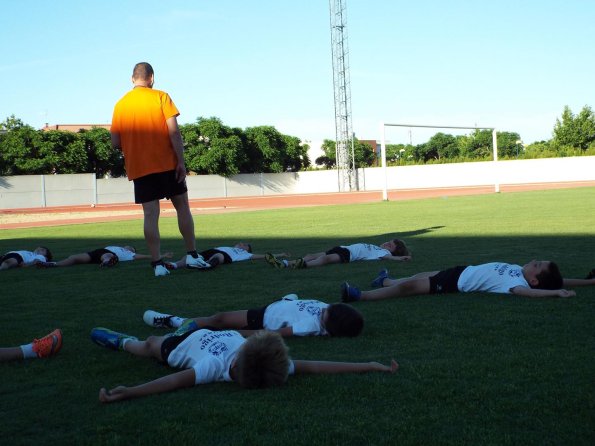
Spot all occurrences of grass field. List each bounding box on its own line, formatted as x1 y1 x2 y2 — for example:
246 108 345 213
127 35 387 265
1 187 594 446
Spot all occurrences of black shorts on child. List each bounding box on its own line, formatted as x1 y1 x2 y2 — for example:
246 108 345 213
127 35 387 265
429 266 467 294
0 252 23 265
326 246 350 263
87 248 113 264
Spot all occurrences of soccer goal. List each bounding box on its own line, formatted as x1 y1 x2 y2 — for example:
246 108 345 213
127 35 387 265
379 122 499 200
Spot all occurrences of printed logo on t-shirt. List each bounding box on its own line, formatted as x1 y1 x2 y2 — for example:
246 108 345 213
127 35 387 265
208 341 228 357
296 300 322 317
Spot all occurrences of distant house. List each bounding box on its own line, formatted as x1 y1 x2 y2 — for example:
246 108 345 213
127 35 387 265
41 123 111 132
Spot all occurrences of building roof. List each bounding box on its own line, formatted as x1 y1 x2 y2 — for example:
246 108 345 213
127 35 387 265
41 124 111 132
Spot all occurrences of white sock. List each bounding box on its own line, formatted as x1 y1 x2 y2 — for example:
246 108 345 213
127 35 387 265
20 343 37 359
121 338 134 349
170 316 185 328
282 260 289 267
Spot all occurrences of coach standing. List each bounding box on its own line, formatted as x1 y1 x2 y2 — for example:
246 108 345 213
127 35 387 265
111 62 210 276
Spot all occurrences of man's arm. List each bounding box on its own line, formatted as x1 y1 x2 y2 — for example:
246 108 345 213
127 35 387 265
166 116 186 183
98 368 195 403
510 286 576 298
293 359 398 374
111 131 121 151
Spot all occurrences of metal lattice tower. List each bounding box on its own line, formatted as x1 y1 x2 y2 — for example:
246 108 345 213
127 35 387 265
329 0 356 191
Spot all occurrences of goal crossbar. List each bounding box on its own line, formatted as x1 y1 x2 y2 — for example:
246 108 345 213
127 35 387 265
380 122 499 200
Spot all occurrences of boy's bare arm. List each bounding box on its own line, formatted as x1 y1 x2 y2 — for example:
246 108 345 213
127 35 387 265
98 368 195 403
511 286 576 298
293 359 398 374
562 278 595 287
236 327 294 337
383 255 412 262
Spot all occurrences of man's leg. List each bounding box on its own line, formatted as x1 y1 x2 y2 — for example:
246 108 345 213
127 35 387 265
170 192 195 252
142 200 161 262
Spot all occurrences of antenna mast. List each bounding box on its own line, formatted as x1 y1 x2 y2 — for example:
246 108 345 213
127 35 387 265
329 0 356 191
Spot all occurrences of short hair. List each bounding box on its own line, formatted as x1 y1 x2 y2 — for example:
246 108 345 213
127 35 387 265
324 303 364 337
234 331 289 389
391 239 410 256
244 243 253 253
132 62 154 81
40 246 53 262
533 261 563 290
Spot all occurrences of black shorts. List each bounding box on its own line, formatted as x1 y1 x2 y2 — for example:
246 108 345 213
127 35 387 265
245 305 268 330
160 329 196 363
199 249 232 264
429 266 467 294
0 252 23 265
86 248 113 264
326 246 350 263
133 170 187 204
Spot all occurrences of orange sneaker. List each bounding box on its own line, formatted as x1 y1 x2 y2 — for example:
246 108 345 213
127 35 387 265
32 329 63 358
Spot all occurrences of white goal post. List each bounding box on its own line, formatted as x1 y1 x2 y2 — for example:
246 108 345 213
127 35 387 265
379 122 499 200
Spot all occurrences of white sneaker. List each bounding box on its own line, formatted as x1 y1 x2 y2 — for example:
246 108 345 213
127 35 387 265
154 264 170 277
185 254 211 270
143 310 173 328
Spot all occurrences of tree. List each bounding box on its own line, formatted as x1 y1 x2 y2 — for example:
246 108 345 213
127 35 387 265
315 138 375 169
553 105 595 150
496 131 523 158
80 127 125 178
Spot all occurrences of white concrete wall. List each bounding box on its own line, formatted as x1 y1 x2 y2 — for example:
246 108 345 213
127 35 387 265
1 156 594 210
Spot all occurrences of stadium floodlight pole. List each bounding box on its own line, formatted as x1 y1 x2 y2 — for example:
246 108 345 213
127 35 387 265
492 128 499 193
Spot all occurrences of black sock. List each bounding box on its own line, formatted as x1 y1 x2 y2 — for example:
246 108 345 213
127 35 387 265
151 259 164 268
187 250 198 258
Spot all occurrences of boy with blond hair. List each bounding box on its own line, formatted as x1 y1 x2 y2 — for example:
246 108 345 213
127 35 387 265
91 325 397 403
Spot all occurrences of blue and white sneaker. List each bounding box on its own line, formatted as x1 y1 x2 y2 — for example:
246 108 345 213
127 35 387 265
371 269 389 288
173 319 199 336
186 254 211 270
341 282 361 303
91 327 137 351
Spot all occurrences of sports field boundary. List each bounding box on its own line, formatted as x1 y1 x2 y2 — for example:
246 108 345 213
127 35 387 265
2 180 594 230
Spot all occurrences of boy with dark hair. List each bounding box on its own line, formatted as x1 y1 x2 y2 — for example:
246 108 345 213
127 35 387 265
165 242 289 269
91 325 397 403
0 247 52 271
36 245 172 268
143 293 363 338
342 260 595 302
265 239 411 270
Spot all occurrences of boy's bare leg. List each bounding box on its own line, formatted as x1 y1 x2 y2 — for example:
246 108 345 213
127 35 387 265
191 310 249 330
123 336 167 362
0 259 19 270
0 347 24 361
361 276 434 301
382 271 439 287
303 253 342 268
302 252 326 262
56 253 93 267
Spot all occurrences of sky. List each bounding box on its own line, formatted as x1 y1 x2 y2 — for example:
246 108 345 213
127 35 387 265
1 1 594 146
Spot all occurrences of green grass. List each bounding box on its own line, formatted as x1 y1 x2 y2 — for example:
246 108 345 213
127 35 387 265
1 187 594 446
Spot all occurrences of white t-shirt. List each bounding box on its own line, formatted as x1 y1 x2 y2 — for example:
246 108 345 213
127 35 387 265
343 243 391 262
215 247 253 262
8 250 47 265
264 295 329 336
457 262 529 294
168 329 295 385
105 246 135 262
